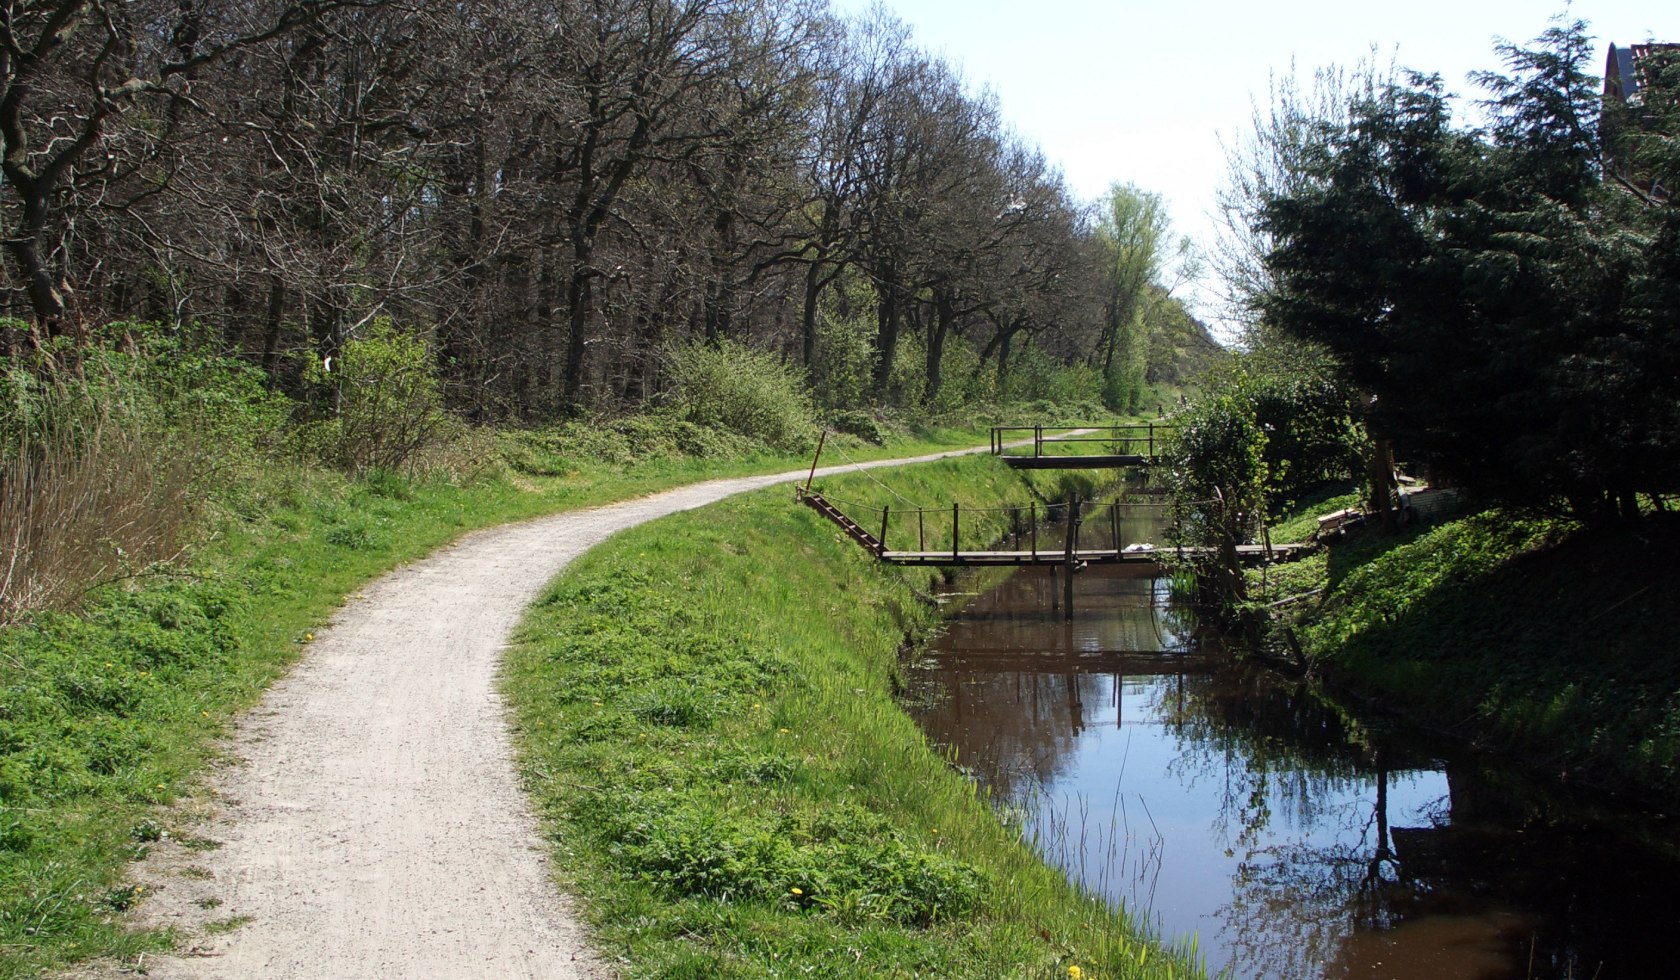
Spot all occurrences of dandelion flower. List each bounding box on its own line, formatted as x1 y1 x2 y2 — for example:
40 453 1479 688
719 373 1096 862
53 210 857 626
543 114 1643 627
790 887 803 896
1068 967 1082 979
305 633 314 642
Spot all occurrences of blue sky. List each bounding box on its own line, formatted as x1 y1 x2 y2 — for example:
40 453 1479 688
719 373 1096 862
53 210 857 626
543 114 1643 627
830 0 1671 325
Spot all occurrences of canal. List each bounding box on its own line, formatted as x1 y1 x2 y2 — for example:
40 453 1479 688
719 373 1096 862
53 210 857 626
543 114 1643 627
903 496 1680 978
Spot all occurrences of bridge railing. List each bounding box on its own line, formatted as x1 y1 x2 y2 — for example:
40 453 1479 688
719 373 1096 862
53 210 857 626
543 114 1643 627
990 424 1176 459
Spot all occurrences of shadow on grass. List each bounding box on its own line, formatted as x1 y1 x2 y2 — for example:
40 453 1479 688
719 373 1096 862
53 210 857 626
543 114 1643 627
1311 511 1680 807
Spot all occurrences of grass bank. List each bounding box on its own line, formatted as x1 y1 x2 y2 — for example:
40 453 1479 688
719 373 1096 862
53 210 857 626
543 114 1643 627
502 453 1197 978
1257 497 1680 808
0 421 1003 978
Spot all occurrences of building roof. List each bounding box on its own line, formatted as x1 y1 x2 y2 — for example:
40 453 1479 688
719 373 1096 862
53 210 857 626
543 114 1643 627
1606 43 1680 102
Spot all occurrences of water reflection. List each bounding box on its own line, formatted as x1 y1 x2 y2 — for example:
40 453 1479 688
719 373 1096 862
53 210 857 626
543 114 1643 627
907 544 1680 978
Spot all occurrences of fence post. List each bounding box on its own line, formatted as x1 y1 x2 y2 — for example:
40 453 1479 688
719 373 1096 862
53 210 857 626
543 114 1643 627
804 429 827 494
1035 424 1043 458
952 502 960 562
879 505 890 557
1112 501 1121 554
1030 502 1037 559
1063 494 1080 621
918 509 925 551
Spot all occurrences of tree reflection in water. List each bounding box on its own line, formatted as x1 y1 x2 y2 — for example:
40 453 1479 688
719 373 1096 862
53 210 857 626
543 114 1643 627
909 558 1680 979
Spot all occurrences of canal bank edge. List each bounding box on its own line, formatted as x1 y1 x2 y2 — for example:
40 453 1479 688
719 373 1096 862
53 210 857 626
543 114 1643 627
1257 498 1680 812
500 453 1198 979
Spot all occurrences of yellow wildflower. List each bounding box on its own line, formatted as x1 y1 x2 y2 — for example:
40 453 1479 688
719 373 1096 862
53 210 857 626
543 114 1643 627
1069 967 1082 980
790 887 803 896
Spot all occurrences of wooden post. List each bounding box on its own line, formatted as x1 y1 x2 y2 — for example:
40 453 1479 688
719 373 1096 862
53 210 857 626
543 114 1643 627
879 505 890 557
1148 422 1155 459
1030 502 1037 558
952 502 960 562
1112 501 1121 555
804 429 827 494
918 509 925 551
1035 424 1043 458
1063 494 1080 621
1049 565 1059 610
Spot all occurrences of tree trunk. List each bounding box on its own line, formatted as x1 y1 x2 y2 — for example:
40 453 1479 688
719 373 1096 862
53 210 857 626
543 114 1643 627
923 288 952 407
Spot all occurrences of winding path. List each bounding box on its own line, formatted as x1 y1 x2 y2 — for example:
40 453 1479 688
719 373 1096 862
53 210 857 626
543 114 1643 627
124 443 997 979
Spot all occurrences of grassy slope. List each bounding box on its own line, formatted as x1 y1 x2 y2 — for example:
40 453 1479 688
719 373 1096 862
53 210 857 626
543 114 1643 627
1261 500 1680 808
0 423 999 978
502 455 1197 979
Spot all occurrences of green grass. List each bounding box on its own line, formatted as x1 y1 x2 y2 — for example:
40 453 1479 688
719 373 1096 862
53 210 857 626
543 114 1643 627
502 454 1197 978
1252 495 1680 808
0 420 1004 978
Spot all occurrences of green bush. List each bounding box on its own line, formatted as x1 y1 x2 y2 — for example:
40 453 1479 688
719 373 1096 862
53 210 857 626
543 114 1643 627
665 340 816 452
811 310 876 410
302 320 458 475
1162 392 1269 548
1 326 288 622
824 409 888 446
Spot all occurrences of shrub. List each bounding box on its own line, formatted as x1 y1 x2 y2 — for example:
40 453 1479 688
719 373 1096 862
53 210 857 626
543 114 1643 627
825 409 887 446
303 320 458 476
665 340 816 452
810 310 876 410
0 326 279 623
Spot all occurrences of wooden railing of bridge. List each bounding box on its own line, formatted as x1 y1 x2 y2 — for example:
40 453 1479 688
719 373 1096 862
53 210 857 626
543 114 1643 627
989 424 1176 468
797 489 1307 569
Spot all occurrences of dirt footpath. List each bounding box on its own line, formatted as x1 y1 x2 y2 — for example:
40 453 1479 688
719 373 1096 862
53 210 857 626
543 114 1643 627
115 445 993 979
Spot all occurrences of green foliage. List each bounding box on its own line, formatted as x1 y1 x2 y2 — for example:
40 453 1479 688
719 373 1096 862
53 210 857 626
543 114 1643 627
810 307 878 410
1163 393 1268 548
1001 344 1105 413
666 339 818 453
2 323 288 472
300 320 459 476
1253 19 1680 518
824 409 888 446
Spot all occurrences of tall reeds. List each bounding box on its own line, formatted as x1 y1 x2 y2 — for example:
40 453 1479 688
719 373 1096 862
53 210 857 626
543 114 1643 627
1 379 195 625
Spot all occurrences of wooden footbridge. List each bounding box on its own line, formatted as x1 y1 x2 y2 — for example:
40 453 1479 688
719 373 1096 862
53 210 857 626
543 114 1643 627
796 489 1309 570
990 424 1174 469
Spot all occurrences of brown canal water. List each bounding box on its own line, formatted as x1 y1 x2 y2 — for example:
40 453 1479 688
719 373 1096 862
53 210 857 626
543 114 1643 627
904 497 1680 979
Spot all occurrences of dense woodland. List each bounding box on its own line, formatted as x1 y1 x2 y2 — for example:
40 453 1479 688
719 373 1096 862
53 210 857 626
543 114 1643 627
0 0 1212 419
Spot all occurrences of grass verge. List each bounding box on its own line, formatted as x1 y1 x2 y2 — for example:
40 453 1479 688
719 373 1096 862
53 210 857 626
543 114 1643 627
502 453 1196 978
0 421 1004 978
1253 496 1680 809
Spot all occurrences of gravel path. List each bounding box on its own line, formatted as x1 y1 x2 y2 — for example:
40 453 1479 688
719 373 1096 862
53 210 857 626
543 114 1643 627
119 443 1001 979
